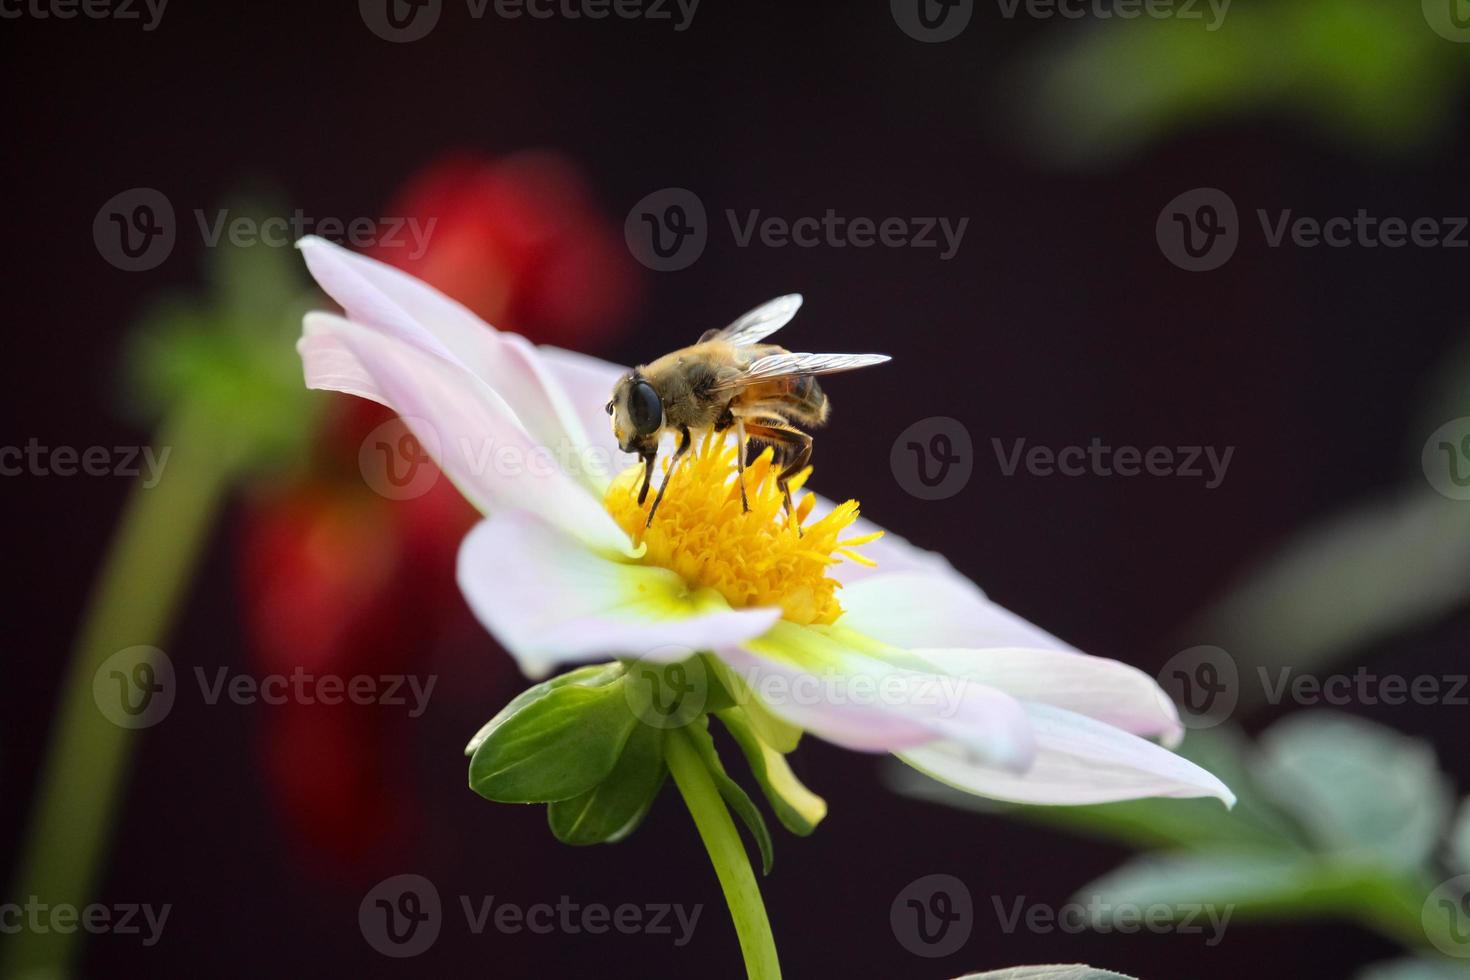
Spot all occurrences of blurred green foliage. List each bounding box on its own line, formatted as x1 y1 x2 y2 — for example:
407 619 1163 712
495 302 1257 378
1015 0 1470 166
123 203 322 478
890 713 1470 977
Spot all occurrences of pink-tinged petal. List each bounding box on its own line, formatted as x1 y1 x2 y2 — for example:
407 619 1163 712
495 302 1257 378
301 312 384 406
299 234 479 361
458 513 782 680
839 569 1074 651
301 313 630 555
721 624 1035 769
298 237 594 483
900 703 1235 806
910 648 1183 747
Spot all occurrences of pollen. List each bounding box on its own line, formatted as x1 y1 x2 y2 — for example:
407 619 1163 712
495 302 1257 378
604 432 882 626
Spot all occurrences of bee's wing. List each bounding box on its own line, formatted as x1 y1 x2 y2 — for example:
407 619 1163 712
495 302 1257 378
699 294 803 346
710 351 891 391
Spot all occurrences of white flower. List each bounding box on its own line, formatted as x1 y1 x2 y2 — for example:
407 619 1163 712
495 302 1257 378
295 235 1233 808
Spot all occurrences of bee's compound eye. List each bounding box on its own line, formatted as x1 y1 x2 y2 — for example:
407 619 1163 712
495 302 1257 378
605 400 614 416
628 380 662 436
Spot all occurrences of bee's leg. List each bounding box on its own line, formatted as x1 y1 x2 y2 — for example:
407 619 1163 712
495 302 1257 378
734 418 750 513
715 400 749 512
637 450 655 505
742 422 809 533
646 426 692 528
778 434 812 535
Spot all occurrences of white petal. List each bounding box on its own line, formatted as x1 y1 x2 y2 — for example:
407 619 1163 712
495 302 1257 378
301 313 630 555
458 512 782 679
300 312 384 405
900 702 1235 806
839 569 1074 651
910 648 1183 746
298 234 480 361
720 624 1035 768
298 237 594 489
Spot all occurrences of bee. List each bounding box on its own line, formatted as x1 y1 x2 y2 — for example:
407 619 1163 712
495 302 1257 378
606 294 891 528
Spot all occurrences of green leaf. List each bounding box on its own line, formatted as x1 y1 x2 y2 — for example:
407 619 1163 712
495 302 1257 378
1018 0 1462 168
1356 957 1470 980
954 967 1136 980
1450 799 1470 874
1255 712 1452 870
1078 849 1412 926
716 708 826 836
1081 850 1317 913
469 679 637 804
465 663 624 756
548 722 667 845
683 717 774 875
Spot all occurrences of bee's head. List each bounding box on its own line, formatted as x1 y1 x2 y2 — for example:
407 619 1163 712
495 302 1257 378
607 371 664 456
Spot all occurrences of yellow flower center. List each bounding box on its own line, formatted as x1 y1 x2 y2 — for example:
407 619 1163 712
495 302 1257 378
604 432 882 625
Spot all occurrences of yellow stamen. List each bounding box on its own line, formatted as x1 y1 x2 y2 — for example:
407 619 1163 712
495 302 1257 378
604 432 881 626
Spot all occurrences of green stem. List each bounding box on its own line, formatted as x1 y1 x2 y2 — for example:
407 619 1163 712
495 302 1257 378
665 726 781 980
3 400 236 979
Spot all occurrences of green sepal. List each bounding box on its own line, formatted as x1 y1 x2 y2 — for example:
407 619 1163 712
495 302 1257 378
683 716 774 875
703 656 802 753
469 676 636 804
698 655 738 713
465 662 624 757
548 723 668 845
717 707 827 836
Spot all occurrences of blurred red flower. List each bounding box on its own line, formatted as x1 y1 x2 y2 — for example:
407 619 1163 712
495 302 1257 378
375 151 640 347
237 152 639 876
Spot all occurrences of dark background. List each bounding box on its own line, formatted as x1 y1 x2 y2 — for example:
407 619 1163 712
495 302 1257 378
4 1 1469 977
